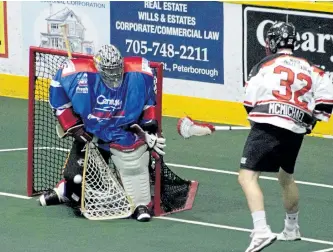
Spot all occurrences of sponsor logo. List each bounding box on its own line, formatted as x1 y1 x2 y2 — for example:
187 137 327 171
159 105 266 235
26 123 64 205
243 6 333 83
76 87 88 94
77 73 88 86
87 110 125 121
96 95 122 108
89 95 124 121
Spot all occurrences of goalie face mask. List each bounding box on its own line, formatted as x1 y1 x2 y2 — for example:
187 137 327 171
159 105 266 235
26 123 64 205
94 44 124 89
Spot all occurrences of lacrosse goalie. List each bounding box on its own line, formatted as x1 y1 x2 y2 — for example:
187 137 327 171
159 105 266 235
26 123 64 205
38 44 166 222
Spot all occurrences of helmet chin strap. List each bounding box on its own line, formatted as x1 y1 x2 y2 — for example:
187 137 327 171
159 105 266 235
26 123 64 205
265 40 272 56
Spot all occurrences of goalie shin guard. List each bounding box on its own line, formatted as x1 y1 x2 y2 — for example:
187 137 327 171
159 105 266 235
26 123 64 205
110 145 151 208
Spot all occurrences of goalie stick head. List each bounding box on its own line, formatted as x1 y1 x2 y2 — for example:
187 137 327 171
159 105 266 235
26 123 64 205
177 116 215 139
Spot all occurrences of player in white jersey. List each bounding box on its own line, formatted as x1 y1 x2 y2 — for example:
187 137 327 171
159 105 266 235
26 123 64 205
239 22 333 252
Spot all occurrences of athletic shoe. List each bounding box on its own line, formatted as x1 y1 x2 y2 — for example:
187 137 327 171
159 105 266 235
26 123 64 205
245 226 277 252
133 205 151 222
38 189 62 206
277 225 301 241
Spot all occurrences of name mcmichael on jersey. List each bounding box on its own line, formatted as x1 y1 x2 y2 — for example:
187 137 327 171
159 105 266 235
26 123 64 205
268 103 305 123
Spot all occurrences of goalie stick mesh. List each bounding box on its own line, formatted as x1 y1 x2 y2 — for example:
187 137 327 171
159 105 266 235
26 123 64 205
27 46 198 216
81 143 133 220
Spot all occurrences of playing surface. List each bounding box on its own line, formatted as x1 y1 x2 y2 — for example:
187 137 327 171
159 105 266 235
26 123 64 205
1 96 333 252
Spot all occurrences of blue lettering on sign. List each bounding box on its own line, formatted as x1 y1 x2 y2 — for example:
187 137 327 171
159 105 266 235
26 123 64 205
110 1 224 84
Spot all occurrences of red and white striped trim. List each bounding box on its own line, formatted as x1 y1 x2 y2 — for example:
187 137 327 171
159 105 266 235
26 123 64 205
243 100 253 107
249 112 297 123
315 99 333 105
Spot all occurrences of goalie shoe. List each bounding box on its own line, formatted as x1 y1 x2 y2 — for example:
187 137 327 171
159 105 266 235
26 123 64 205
38 189 62 206
38 180 67 206
133 205 151 222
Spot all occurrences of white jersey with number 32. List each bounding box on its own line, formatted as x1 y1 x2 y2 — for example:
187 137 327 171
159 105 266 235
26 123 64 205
244 51 333 134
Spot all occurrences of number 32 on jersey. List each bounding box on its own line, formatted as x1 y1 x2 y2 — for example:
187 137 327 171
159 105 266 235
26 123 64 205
272 65 312 109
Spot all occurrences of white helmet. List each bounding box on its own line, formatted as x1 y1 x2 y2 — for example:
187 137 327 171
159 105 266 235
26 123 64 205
93 44 123 88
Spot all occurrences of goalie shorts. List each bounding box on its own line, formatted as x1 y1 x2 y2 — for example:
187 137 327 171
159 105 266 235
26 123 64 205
240 123 304 174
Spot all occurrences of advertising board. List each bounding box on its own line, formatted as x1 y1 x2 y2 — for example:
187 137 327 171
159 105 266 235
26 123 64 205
244 6 333 83
110 1 224 84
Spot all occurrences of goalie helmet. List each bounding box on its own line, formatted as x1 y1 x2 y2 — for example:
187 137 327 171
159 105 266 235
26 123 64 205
265 22 296 55
93 44 124 88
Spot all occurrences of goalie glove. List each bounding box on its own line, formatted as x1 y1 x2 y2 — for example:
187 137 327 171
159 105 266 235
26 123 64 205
67 124 93 143
130 124 166 156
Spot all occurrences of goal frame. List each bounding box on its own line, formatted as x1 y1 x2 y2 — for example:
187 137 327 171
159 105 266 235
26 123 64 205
27 46 167 215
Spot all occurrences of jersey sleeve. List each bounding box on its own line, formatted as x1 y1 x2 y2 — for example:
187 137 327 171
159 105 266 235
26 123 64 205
312 71 333 122
49 69 72 110
49 65 82 131
243 65 262 114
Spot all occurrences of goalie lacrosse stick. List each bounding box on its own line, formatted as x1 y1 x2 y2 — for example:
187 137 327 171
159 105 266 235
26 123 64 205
55 24 73 137
60 23 72 59
177 116 250 139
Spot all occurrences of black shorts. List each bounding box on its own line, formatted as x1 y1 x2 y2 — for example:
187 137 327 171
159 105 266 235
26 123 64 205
240 123 304 174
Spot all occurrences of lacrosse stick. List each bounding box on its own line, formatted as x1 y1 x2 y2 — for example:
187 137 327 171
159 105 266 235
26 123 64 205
177 116 250 139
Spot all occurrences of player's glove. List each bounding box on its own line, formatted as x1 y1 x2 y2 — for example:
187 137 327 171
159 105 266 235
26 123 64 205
67 124 93 143
130 124 166 156
305 118 318 135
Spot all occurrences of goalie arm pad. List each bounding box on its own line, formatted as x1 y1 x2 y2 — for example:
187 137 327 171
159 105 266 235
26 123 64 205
56 108 93 143
56 108 82 132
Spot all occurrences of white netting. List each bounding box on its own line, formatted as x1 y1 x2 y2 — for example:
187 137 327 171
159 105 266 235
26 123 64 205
81 143 134 220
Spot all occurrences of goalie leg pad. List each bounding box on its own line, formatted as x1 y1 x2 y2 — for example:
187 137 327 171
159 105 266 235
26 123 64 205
63 140 86 182
110 144 151 207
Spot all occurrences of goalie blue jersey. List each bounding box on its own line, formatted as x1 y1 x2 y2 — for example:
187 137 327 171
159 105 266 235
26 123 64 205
49 56 156 149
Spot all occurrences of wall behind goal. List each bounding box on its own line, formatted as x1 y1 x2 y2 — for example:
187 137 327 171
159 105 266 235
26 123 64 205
1 1 333 135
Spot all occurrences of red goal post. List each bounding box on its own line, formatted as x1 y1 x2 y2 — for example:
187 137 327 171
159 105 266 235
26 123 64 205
27 46 197 217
